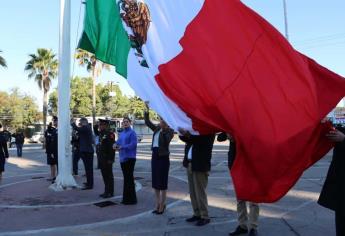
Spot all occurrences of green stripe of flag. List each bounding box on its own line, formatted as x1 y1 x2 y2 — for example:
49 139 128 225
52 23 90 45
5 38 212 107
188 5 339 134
78 0 130 78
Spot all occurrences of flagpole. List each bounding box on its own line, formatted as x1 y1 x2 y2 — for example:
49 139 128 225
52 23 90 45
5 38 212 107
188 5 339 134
51 0 77 190
283 0 289 41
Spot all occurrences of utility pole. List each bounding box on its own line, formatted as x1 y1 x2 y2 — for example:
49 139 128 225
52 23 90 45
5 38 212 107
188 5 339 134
283 0 289 41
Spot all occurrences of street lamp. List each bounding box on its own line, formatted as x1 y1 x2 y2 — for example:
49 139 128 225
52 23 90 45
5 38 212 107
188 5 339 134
108 81 119 97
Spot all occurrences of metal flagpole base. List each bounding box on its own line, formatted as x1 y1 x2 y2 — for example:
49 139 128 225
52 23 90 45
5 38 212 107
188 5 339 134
49 174 78 191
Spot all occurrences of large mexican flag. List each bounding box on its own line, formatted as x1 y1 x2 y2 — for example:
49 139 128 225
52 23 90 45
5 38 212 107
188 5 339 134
79 0 345 202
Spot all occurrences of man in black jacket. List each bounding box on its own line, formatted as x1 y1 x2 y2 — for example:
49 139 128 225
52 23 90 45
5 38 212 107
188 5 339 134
179 128 215 226
71 117 94 190
97 119 116 198
14 131 25 157
318 125 345 236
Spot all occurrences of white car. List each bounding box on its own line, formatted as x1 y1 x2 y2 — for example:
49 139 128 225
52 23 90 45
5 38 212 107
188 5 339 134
30 132 44 143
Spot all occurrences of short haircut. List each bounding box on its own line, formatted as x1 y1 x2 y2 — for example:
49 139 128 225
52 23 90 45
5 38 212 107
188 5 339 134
123 116 131 122
0 124 2 129
79 117 88 123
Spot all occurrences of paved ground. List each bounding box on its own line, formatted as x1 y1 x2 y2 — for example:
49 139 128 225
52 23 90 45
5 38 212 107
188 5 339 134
0 139 336 236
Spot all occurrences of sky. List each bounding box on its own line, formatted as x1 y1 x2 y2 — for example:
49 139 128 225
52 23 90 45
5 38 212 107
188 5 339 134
0 0 344 109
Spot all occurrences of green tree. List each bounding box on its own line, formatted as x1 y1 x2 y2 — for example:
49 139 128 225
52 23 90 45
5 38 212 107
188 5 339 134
70 77 93 116
75 49 110 124
0 89 39 131
48 77 156 120
97 82 129 117
24 48 58 134
127 96 147 119
0 50 7 68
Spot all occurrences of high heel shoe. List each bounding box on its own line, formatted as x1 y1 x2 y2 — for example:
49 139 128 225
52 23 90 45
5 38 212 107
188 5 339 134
152 208 159 214
156 204 166 215
152 205 159 214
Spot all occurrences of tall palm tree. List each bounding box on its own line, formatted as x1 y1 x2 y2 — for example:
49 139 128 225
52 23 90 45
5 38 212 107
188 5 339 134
0 50 7 68
75 49 110 124
25 48 58 135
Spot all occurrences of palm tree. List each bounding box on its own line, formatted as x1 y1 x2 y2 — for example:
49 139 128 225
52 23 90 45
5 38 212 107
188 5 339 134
25 48 58 135
0 50 7 68
75 49 110 124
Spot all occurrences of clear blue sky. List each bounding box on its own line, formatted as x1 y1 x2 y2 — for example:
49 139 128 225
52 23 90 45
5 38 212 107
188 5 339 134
0 0 344 109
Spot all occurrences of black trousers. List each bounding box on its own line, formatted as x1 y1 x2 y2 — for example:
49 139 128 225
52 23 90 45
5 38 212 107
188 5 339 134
80 152 94 188
336 210 345 236
100 159 114 195
120 159 137 204
72 150 80 175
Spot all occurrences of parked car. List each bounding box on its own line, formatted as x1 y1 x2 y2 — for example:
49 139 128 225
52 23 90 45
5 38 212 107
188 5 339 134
29 132 44 143
9 137 16 148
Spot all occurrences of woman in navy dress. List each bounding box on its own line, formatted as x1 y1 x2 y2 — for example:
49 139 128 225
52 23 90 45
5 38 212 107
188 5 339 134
144 102 174 214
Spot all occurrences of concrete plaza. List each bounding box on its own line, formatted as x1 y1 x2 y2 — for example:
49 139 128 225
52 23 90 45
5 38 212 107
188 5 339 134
0 140 336 236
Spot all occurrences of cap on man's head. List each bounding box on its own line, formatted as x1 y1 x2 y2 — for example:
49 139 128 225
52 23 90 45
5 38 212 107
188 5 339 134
79 117 88 123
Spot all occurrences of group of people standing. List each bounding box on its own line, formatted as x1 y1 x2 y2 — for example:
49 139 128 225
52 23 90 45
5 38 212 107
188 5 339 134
144 104 345 236
69 116 138 204
4 107 341 236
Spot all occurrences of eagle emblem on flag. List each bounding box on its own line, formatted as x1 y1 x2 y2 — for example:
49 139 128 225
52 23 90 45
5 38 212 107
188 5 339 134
118 0 151 67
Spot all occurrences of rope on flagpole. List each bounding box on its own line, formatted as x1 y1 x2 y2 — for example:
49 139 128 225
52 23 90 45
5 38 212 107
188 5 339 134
71 0 84 78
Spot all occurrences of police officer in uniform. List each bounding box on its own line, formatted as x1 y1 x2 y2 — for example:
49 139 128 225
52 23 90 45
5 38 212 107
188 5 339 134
45 117 58 182
98 119 116 198
71 122 81 176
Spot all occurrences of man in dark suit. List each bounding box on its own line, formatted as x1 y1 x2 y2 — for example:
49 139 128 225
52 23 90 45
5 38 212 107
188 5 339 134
71 117 94 190
97 119 116 198
318 125 345 236
179 128 215 226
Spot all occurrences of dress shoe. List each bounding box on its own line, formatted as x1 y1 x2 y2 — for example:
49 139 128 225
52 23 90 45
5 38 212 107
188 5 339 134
229 225 248 236
121 200 137 205
195 218 210 226
186 215 201 222
248 229 258 236
102 193 114 198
